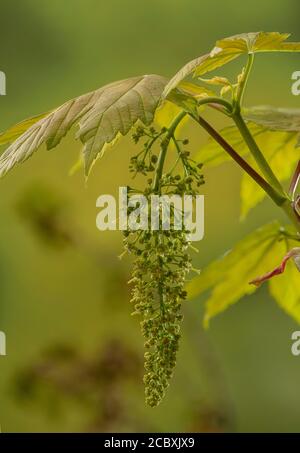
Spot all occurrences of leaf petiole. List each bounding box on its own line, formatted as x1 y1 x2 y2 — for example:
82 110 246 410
234 53 254 112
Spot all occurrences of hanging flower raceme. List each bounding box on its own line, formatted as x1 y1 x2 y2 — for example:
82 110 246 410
123 125 204 406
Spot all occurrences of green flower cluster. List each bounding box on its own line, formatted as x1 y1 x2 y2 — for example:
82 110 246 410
123 125 204 406
127 228 190 406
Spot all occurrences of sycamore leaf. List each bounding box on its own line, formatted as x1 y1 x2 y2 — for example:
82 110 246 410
165 81 216 116
199 76 234 97
194 32 300 77
214 32 296 54
240 131 299 218
0 75 167 178
199 76 232 87
154 100 183 129
0 112 49 145
220 86 233 97
244 106 300 132
192 47 242 77
153 101 189 151
186 222 284 326
166 89 198 116
162 56 209 100
269 258 300 324
162 48 242 100
68 153 83 176
163 33 300 98
176 82 215 99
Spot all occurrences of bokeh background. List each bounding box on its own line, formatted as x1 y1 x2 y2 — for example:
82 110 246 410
0 0 299 433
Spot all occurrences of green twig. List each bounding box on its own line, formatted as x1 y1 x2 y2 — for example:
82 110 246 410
232 111 286 197
234 53 254 111
171 136 189 177
152 111 186 193
197 96 233 114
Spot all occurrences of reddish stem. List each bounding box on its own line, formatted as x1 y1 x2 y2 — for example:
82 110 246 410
289 160 300 200
192 115 286 206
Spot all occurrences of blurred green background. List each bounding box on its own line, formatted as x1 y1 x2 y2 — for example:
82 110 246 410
0 0 300 433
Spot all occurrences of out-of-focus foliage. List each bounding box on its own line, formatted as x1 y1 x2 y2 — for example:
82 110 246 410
14 339 144 432
16 182 73 248
15 181 131 302
14 335 234 432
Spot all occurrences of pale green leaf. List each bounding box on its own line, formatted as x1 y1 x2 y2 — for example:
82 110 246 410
215 32 290 53
240 131 299 218
164 33 300 98
269 259 300 324
154 100 190 132
165 82 215 115
194 48 242 78
194 32 300 77
277 42 300 52
68 153 83 176
0 75 167 178
195 123 265 167
162 56 209 100
0 112 49 145
244 106 300 132
186 222 284 326
78 75 167 174
199 76 231 87
154 100 183 128
165 88 198 115
162 49 242 100
176 82 215 99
